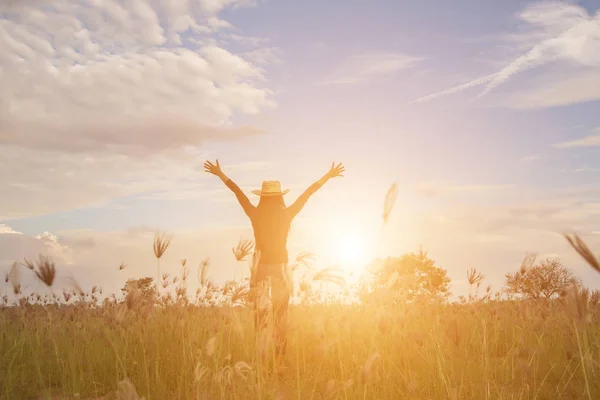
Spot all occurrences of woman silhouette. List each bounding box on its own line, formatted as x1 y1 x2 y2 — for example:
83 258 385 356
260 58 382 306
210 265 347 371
204 160 344 358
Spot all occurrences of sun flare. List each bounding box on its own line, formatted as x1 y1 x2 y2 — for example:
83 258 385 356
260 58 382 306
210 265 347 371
333 234 369 271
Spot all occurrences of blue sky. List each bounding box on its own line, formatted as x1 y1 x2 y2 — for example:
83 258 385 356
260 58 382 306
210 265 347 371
0 0 599 297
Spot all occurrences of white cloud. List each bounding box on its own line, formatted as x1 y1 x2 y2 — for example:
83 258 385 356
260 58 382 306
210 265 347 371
0 226 74 268
505 68 600 109
225 33 270 46
411 73 498 104
133 161 272 200
0 224 22 235
521 154 542 162
412 1 600 106
319 52 422 86
553 128 600 148
574 167 600 173
477 2 600 98
0 0 277 218
243 47 282 66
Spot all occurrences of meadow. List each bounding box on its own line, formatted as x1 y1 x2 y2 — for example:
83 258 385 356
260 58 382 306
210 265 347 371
2 248 600 400
2 187 600 400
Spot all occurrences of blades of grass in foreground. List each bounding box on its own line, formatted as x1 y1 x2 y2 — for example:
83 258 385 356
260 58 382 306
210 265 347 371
382 183 398 226
564 233 600 274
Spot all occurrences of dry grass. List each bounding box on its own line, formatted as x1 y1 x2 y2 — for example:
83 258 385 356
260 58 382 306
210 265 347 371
565 233 600 274
382 183 398 225
2 293 600 399
153 231 172 290
2 190 600 399
232 239 254 262
33 255 57 287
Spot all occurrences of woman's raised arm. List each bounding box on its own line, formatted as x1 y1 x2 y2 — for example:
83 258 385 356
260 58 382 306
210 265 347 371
287 162 345 218
204 160 255 217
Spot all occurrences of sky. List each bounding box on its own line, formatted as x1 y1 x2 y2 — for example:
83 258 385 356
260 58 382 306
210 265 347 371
1 0 600 298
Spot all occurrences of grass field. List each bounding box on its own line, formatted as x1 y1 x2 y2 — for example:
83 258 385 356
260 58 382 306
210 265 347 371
2 200 599 399
2 290 600 399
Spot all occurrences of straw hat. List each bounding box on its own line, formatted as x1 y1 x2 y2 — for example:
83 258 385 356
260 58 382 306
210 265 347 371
252 180 290 196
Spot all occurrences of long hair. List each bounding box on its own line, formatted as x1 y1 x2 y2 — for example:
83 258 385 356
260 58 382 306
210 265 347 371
256 195 286 218
257 194 286 210
255 195 289 239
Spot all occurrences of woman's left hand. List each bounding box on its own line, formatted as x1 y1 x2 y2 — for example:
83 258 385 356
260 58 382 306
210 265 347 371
327 162 345 179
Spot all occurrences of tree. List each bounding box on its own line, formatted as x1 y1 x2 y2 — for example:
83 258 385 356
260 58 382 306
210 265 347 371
121 277 158 304
504 257 580 300
363 248 451 304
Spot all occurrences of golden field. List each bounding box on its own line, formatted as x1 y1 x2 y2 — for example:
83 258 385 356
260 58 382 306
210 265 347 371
2 281 600 400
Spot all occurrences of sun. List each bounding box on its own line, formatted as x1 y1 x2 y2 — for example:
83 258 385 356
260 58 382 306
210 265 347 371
333 234 369 271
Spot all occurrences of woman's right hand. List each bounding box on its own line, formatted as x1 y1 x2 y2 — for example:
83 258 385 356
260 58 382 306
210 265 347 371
204 160 224 178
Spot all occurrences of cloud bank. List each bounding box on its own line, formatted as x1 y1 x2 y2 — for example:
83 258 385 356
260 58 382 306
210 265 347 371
0 0 277 218
412 1 600 107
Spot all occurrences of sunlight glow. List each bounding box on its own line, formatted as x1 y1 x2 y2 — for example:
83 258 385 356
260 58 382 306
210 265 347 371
334 234 368 270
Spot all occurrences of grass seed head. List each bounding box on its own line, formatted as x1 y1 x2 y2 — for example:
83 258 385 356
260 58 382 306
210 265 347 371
194 363 210 383
566 284 590 323
313 267 346 288
590 289 600 306
8 262 21 295
520 252 537 274
199 257 210 285
21 257 35 271
153 231 172 259
467 268 484 285
383 183 398 225
296 252 316 269
33 255 56 287
233 239 254 262
564 232 600 274
230 285 250 305
234 361 252 380
64 276 85 296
